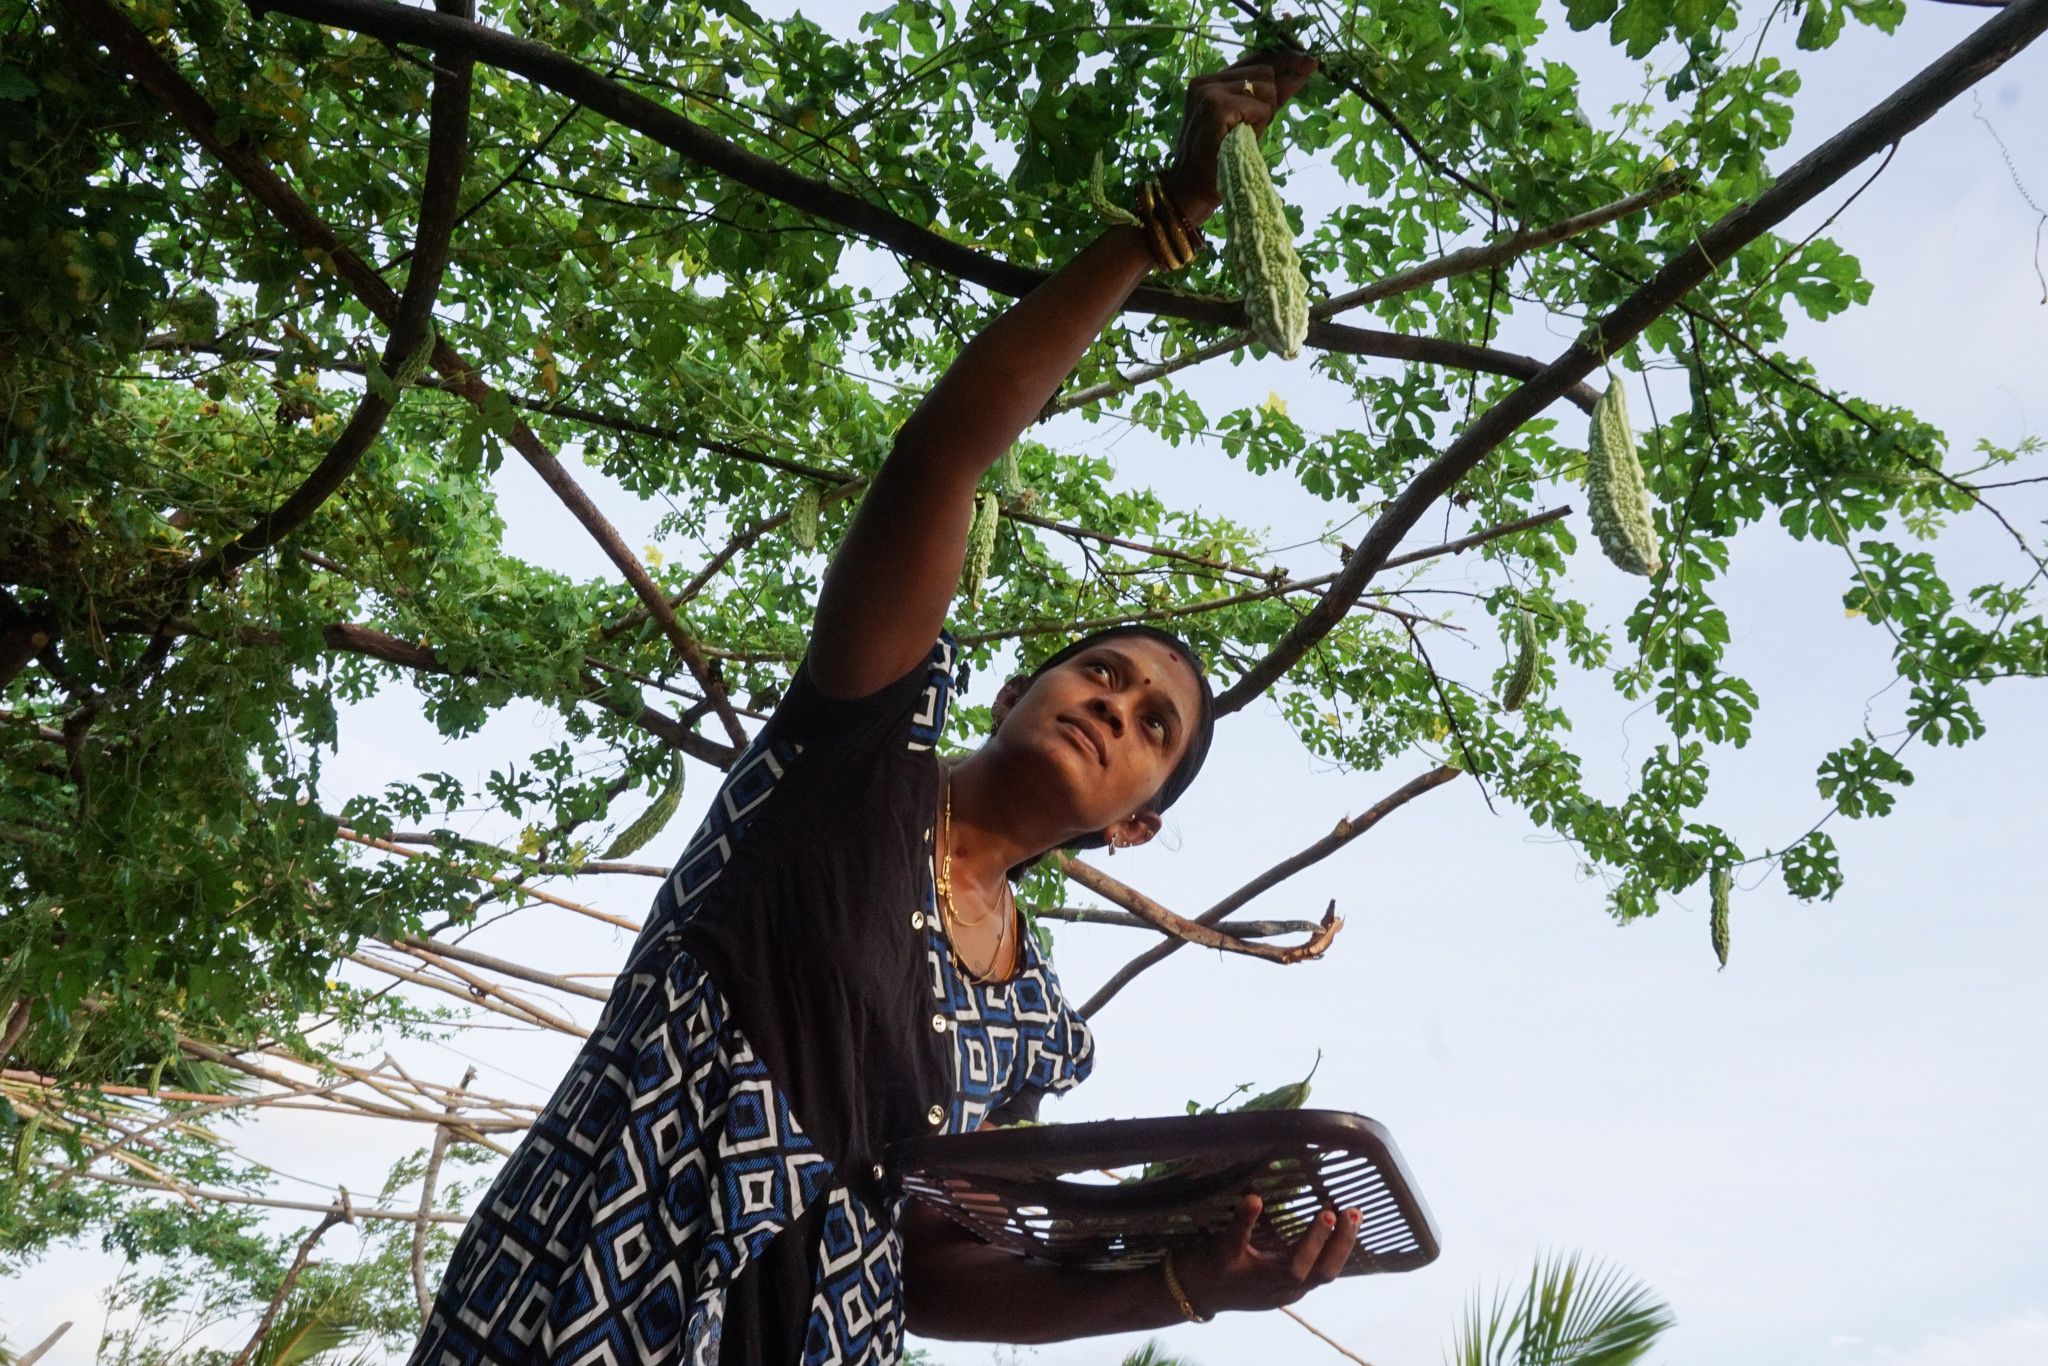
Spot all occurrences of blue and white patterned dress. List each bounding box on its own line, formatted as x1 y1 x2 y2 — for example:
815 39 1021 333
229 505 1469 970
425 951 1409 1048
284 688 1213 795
412 635 1094 1366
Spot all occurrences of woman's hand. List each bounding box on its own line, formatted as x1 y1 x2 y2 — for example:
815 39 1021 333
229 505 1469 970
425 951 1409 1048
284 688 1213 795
1169 1193 1360 1316
1160 50 1320 229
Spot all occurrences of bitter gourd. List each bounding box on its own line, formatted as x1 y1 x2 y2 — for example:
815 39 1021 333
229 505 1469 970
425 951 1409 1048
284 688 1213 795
1217 122 1309 361
1234 1079 1311 1112
1710 865 1732 969
603 752 684 859
1503 610 1538 712
1088 150 1141 228
960 491 1000 604
790 484 820 551
1585 377 1663 576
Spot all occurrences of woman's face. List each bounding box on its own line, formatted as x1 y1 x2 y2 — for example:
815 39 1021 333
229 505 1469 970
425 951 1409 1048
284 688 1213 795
986 636 1205 843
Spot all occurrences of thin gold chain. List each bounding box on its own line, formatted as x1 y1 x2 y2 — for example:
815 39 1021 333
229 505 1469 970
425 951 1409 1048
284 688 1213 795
936 769 1013 982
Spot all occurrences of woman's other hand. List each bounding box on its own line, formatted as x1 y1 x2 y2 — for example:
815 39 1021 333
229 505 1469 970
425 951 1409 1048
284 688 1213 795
1160 50 1320 228
1170 1193 1359 1316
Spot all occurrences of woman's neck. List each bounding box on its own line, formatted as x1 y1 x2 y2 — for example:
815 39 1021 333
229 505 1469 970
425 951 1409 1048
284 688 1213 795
943 751 1061 889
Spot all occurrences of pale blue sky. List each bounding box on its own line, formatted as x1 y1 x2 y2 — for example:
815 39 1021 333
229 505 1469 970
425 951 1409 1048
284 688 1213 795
10 4 2044 1364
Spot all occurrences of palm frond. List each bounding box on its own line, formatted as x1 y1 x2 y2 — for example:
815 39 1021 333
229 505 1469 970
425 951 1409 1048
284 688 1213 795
249 1290 369 1366
1449 1252 1674 1366
1120 1338 1199 1366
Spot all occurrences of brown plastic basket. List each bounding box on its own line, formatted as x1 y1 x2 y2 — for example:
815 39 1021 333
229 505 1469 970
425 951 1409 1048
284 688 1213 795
888 1109 1439 1274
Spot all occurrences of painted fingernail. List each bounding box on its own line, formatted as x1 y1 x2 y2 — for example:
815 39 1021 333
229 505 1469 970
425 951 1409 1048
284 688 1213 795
1320 1210 1336 1227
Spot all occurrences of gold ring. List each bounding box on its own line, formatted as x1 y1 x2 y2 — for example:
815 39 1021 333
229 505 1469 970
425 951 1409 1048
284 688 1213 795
1242 79 1256 95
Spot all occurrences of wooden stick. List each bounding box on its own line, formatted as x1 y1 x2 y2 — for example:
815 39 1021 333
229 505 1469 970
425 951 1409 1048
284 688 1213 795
391 936 612 1001
1282 1306 1381 1366
68 1168 472 1223
14 1322 72 1366
345 951 592 1038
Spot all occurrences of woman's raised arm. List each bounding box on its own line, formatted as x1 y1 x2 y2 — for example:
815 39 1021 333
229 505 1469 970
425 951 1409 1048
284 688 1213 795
805 51 1318 700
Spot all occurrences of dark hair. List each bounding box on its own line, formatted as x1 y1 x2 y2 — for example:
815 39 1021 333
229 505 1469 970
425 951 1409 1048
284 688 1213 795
1023 624 1216 850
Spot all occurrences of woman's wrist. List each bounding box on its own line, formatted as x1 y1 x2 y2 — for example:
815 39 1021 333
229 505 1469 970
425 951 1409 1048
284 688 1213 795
1159 165 1221 231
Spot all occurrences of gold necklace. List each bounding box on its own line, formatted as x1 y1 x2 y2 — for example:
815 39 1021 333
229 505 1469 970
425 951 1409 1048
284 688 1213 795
937 771 997 926
936 771 1013 981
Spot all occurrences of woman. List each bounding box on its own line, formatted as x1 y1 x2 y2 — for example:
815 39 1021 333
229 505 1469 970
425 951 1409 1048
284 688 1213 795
413 48 1362 1366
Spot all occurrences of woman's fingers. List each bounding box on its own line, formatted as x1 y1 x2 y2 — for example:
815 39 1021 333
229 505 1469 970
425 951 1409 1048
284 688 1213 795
1228 1192 1264 1249
1309 1209 1360 1282
1287 1208 1338 1279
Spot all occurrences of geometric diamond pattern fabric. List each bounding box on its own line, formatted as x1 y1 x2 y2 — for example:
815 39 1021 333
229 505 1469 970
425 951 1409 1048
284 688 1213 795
409 636 1095 1366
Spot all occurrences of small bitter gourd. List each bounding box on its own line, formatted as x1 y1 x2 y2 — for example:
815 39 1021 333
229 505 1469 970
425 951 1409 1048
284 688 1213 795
1710 865 1732 969
1233 1079 1311 1112
960 491 1000 604
1585 376 1663 576
790 484 820 551
1502 610 1538 712
1217 122 1309 361
1088 150 1141 228
603 752 684 859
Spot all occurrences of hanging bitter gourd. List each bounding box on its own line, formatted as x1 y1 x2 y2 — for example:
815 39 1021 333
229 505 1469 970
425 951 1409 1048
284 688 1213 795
960 491 1001 604
790 483 820 551
1710 865 1732 969
1217 122 1309 361
1502 610 1539 712
603 752 684 859
1585 376 1663 576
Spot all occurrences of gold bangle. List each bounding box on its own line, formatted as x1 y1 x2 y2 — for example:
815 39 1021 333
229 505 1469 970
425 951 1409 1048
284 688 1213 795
1161 1250 1213 1324
1151 177 1208 259
1148 180 1195 264
1131 179 1193 273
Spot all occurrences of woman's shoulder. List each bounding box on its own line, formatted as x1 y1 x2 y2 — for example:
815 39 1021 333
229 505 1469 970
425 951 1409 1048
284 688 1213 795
767 631 957 756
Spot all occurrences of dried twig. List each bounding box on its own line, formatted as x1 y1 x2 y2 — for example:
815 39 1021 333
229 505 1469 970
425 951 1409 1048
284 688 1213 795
1079 765 1463 1016
1053 854 1343 964
1031 905 1325 938
13 1322 72 1366
1282 1306 1380 1366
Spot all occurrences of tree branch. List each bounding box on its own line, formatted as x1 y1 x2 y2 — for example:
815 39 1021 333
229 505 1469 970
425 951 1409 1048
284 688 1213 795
411 1064 472 1321
335 827 645 933
1078 764 1463 1017
317 621 737 768
246 0 1616 408
227 1207 346 1366
1049 181 1683 420
65 0 749 745
1031 905 1325 938
1213 0 2048 715
206 18 469 579
955 505 1569 648
1052 853 1344 964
